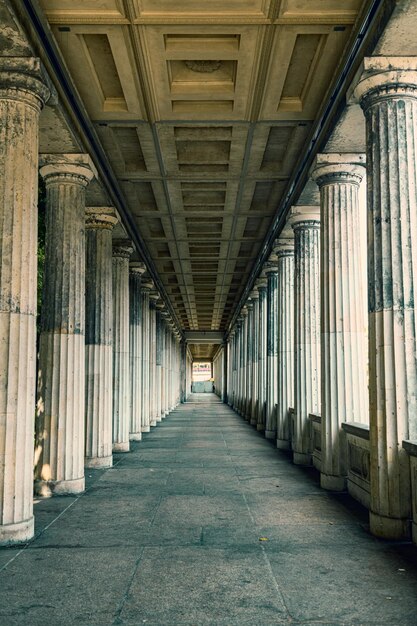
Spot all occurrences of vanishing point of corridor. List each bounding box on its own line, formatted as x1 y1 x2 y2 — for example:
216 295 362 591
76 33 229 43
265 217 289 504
1 394 417 626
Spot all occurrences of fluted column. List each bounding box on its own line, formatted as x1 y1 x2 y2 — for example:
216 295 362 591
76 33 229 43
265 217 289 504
257 276 268 431
312 153 368 490
250 290 260 425
156 304 165 419
129 261 146 441
290 207 321 465
149 290 159 426
355 58 417 539
84 207 118 468
0 58 49 544
276 236 295 450
112 240 133 452
245 300 253 420
141 280 151 431
265 256 279 440
240 309 248 415
36 154 96 497
159 313 167 417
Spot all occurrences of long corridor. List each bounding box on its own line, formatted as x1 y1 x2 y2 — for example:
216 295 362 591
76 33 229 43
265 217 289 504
1 395 417 625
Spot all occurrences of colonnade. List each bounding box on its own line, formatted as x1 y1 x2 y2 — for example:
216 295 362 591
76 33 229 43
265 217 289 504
0 57 182 545
228 58 417 543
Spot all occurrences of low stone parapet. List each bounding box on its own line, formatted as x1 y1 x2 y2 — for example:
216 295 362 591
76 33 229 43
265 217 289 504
342 422 370 509
402 440 417 545
309 413 322 471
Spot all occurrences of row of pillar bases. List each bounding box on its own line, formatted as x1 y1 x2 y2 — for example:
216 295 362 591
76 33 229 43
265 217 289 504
0 58 182 545
228 58 417 542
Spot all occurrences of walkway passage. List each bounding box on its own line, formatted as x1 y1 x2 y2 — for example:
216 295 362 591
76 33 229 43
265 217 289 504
1 395 417 625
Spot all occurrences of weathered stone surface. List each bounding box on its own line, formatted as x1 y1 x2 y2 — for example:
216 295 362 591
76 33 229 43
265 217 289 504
355 58 417 539
312 154 368 492
36 154 96 497
112 240 133 453
276 237 294 450
85 207 118 468
289 206 321 466
129 262 146 441
0 58 49 545
265 257 279 440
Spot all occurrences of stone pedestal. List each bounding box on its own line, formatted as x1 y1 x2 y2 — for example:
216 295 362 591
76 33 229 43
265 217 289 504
265 258 279 440
129 262 146 441
140 282 151 432
355 58 417 539
276 237 295 450
112 240 133 452
257 277 268 431
85 208 118 468
290 207 321 465
36 154 96 497
0 58 49 544
312 154 368 491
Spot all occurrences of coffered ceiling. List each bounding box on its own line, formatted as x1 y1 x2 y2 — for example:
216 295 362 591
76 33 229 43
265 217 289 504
37 0 369 343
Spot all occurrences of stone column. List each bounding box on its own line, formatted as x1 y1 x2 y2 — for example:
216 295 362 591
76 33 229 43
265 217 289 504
245 300 253 420
265 256 279 440
129 261 146 441
240 309 248 416
160 314 167 416
36 154 96 497
312 153 368 490
149 290 159 426
84 207 118 468
289 207 321 465
0 58 49 544
233 322 241 412
112 240 133 452
276 235 295 450
355 58 417 539
140 280 151 432
155 304 165 419
250 290 260 425
257 276 268 431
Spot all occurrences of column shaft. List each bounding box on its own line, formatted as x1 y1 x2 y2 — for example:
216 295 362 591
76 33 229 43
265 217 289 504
36 154 95 496
290 208 321 465
0 59 49 544
356 60 417 538
112 241 133 452
257 281 267 431
85 208 117 468
276 243 295 450
129 263 145 441
265 262 279 439
141 287 151 431
312 155 368 490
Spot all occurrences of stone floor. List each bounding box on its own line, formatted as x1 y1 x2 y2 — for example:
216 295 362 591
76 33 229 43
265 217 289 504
1 394 417 626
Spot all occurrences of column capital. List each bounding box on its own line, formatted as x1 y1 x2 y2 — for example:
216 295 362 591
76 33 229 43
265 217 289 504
112 239 134 259
289 206 320 230
40 154 97 186
246 300 254 311
354 57 417 111
241 307 248 317
275 236 294 258
149 290 160 302
129 261 147 275
264 259 279 274
311 153 366 187
0 57 51 109
249 289 259 300
85 207 118 230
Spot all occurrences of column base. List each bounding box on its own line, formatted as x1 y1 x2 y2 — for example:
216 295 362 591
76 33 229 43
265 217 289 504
35 476 85 497
113 442 130 453
0 517 34 546
142 425 150 433
130 433 142 442
276 438 290 451
250 418 257 426
256 424 265 432
320 473 346 492
369 510 410 540
265 430 276 440
293 452 311 466
150 420 157 427
156 416 162 423
85 454 113 469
